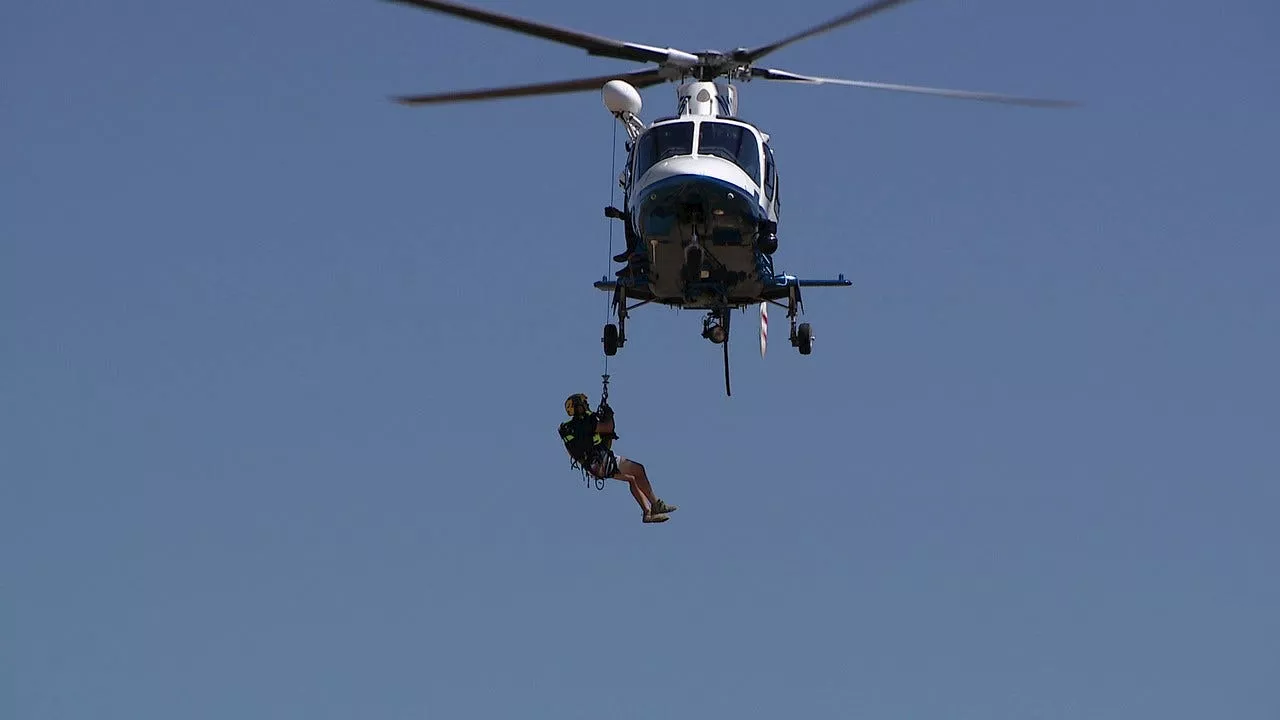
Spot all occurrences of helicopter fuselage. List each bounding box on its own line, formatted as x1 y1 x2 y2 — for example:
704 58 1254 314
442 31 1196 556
593 80 849 394
619 113 782 310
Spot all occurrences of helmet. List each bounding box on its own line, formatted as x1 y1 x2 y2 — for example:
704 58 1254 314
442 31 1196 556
565 393 590 417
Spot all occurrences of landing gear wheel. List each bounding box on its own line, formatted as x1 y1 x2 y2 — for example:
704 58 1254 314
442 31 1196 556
603 323 619 356
796 322 813 355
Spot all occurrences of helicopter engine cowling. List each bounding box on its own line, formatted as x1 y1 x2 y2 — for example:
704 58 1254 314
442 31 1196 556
602 80 642 116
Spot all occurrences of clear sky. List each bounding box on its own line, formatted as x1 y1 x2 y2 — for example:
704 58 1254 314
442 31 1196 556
5 1 1278 718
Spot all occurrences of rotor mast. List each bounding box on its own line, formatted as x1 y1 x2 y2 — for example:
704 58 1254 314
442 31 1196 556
675 81 737 118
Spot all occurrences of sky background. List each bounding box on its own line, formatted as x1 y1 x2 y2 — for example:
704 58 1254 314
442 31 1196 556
4 0 1278 718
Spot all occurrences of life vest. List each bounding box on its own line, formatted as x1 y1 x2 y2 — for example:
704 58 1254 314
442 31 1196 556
558 414 602 462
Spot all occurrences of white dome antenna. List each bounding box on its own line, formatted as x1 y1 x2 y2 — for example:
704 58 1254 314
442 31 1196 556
602 80 643 116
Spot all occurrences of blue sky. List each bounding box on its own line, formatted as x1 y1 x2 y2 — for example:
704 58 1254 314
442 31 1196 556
4 0 1278 717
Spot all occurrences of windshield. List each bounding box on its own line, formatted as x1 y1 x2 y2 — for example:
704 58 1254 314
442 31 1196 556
697 122 761 185
634 122 694 178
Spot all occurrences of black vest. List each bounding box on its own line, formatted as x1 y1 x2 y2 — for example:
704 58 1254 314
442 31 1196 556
558 414 600 462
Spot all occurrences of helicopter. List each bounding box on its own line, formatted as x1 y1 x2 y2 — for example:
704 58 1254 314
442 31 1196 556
384 0 1075 395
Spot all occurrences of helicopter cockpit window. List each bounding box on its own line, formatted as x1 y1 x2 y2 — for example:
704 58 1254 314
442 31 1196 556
697 122 762 186
634 122 694 178
763 143 776 201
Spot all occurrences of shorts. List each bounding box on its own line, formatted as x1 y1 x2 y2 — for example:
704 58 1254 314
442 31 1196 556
585 447 625 479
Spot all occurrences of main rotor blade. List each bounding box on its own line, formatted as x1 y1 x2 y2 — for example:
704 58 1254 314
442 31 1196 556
393 68 666 105
736 0 916 63
752 67 1077 108
384 0 690 66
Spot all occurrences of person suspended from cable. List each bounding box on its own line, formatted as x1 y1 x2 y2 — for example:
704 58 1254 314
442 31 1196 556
558 387 677 524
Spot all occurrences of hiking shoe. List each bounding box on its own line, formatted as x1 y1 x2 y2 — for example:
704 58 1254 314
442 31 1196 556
642 513 669 523
651 499 678 515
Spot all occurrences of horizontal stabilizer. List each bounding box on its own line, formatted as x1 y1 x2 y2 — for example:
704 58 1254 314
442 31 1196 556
596 274 851 291
793 276 853 287
760 273 852 301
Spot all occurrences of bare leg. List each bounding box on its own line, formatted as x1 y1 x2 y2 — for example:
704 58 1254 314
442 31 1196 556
616 458 658 508
613 469 651 513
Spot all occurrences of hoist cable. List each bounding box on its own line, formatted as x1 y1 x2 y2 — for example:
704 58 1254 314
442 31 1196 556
602 120 618 379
